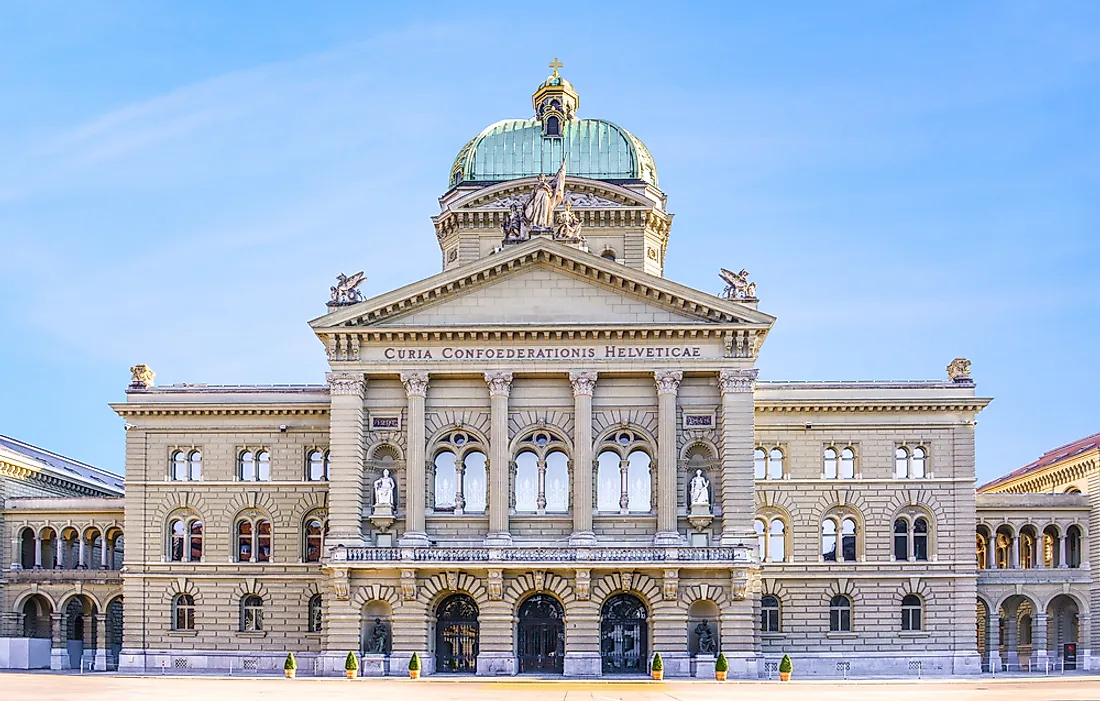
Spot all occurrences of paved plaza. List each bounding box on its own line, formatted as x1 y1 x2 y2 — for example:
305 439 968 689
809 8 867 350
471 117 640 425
3 674 1100 701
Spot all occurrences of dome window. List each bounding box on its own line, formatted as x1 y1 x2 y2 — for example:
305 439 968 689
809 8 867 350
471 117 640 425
544 116 561 137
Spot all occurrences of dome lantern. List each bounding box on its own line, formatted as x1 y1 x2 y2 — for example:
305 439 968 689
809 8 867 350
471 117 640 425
532 58 579 138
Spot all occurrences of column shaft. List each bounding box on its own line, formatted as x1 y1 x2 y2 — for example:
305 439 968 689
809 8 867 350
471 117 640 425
654 371 682 545
485 372 513 545
34 536 42 568
77 535 86 569
10 537 20 569
1059 536 1068 568
327 372 367 548
569 372 597 545
400 373 430 546
719 369 759 546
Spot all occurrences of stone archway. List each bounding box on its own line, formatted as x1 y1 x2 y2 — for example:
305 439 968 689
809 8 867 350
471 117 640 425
105 598 123 670
998 594 1036 669
21 594 52 639
516 593 564 674
600 593 648 674
63 596 98 670
435 594 478 673
1047 594 1081 669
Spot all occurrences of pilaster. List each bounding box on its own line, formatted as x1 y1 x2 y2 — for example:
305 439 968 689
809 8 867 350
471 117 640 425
327 371 367 547
400 372 430 547
569 371 597 545
485 372 513 546
654 370 682 546
719 368 758 546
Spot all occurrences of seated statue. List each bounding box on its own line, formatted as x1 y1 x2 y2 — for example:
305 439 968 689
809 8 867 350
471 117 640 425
695 619 716 655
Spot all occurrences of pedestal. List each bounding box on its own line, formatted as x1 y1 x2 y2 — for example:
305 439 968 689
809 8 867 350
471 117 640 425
360 654 388 676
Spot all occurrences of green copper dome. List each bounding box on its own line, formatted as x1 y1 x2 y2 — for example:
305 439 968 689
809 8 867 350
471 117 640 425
448 70 658 189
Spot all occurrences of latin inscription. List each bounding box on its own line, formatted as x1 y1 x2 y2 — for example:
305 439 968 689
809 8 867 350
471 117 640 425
381 345 706 361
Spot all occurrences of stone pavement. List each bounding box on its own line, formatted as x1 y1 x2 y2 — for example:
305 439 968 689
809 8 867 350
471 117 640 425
3 673 1100 701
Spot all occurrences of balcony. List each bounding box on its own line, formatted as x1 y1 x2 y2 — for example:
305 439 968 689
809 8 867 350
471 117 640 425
332 545 753 566
4 568 122 584
977 566 1089 585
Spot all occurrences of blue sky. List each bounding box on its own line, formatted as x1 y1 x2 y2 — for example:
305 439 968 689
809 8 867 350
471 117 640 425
0 2 1097 484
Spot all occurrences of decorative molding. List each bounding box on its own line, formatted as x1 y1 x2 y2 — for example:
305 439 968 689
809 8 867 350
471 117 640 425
327 372 365 397
575 569 591 600
112 405 330 418
654 370 683 396
487 569 503 601
662 568 679 601
569 371 597 397
719 368 759 394
400 372 429 398
484 371 514 398
400 569 417 601
332 568 350 600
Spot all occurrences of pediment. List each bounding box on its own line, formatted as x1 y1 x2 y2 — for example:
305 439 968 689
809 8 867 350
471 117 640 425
311 238 775 332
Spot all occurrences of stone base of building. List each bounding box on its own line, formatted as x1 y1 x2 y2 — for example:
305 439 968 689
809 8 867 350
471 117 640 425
761 653 979 678
476 652 516 676
563 652 601 676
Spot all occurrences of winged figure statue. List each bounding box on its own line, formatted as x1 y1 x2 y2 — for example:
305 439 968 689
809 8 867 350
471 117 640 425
719 268 756 299
331 271 366 304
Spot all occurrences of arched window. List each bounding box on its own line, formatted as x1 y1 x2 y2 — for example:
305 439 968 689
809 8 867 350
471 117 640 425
756 516 787 562
761 595 781 632
432 431 487 514
308 594 323 633
597 450 621 512
823 515 858 562
995 532 1011 568
894 518 909 561
896 446 929 479
1067 525 1083 568
189 451 202 480
545 115 561 136
514 451 539 512
976 533 988 569
1019 528 1036 569
601 249 617 261
841 517 857 561
754 519 766 560
304 515 328 563
172 451 187 481
19 527 35 569
596 431 651 514
173 594 195 631
822 519 838 561
512 432 570 514
544 451 569 513
168 515 202 562
840 448 855 479
239 450 271 481
307 450 330 481
823 448 838 479
754 448 767 480
830 595 852 632
768 448 784 480
235 517 272 563
913 518 929 560
240 595 264 632
1042 527 1058 568
901 594 922 631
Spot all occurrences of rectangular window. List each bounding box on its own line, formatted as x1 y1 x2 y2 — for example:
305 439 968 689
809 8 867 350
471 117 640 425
830 608 851 632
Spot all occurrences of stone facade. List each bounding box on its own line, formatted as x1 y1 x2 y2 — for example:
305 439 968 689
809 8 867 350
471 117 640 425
0 68 1094 677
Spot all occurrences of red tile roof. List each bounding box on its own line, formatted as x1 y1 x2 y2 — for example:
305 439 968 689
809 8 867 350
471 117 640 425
979 432 1100 491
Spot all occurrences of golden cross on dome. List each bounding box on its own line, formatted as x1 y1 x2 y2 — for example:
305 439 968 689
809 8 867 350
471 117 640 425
548 57 563 77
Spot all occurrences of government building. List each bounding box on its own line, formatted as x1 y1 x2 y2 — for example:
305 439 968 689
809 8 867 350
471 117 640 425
0 65 1093 678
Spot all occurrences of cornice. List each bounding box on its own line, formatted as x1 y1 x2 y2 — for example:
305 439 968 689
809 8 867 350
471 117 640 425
980 454 1098 494
755 399 991 414
434 207 671 240
111 403 331 418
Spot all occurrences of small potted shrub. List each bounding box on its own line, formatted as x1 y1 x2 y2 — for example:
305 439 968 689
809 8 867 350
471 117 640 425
715 652 728 681
779 654 792 681
344 651 359 679
650 652 663 680
283 652 297 678
408 652 421 679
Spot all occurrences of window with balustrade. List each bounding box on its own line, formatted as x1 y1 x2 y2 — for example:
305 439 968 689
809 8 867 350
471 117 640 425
512 430 570 514
596 430 653 514
432 430 487 514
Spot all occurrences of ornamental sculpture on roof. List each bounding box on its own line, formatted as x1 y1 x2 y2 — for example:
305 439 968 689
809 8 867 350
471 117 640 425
502 159 584 244
330 271 366 306
719 268 756 300
129 364 155 389
947 357 972 382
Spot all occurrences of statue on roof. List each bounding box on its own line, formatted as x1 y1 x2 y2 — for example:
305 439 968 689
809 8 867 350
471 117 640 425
524 159 566 229
330 271 366 305
554 200 583 240
719 268 756 300
947 358 972 382
129 364 155 389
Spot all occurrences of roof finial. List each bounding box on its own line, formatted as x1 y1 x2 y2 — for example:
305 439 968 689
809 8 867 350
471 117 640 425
548 57 563 77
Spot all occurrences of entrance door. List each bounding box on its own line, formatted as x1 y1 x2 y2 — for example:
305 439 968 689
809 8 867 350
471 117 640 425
600 594 648 674
517 594 564 674
436 594 479 673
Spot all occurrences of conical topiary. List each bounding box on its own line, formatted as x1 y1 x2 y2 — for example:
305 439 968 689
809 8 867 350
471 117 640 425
408 652 421 671
345 651 359 671
715 652 728 672
651 652 663 671
779 654 792 674
284 653 297 670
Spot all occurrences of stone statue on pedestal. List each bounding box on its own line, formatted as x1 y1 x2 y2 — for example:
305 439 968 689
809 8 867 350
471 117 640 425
689 469 710 507
374 469 395 510
695 619 716 655
367 618 389 654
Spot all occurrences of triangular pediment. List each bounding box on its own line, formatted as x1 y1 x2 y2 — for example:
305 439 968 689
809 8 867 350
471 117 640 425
311 238 775 332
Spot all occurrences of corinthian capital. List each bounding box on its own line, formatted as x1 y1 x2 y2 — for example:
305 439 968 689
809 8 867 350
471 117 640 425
569 371 598 397
327 372 365 397
484 371 514 398
400 372 429 398
654 370 683 396
718 368 759 394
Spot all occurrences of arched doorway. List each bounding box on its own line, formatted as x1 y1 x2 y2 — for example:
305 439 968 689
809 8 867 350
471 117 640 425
999 594 1035 669
1047 594 1080 669
977 598 990 671
22 595 52 638
517 594 564 674
436 594 478 673
106 598 123 670
64 596 97 670
600 593 648 674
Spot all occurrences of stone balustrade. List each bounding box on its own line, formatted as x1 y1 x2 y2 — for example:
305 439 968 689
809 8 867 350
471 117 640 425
333 545 752 565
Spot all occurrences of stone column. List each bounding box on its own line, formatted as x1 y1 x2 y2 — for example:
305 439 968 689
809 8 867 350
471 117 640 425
94 613 107 671
719 369 759 546
50 612 66 670
485 371 513 546
569 372 597 546
327 372 367 548
400 372 430 547
1010 537 1020 568
34 535 42 569
77 533 86 569
1005 613 1019 667
987 539 996 570
1033 612 1049 669
10 537 20 570
100 537 109 569
1059 535 1068 568
654 370 683 546
986 604 1000 671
